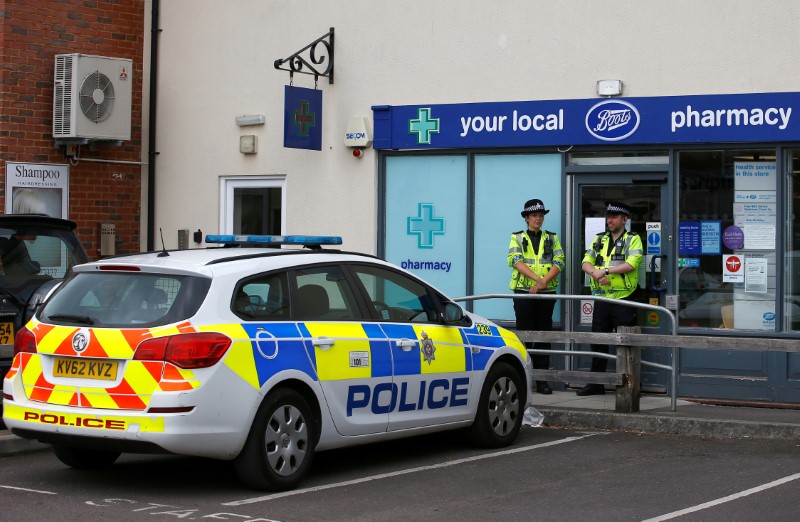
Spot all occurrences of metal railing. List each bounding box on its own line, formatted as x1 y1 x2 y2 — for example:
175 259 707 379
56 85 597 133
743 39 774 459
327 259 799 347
452 293 800 412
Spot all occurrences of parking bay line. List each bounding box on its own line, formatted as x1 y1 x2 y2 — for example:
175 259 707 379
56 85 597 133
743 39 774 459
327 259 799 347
0 484 57 495
642 471 800 522
224 432 604 506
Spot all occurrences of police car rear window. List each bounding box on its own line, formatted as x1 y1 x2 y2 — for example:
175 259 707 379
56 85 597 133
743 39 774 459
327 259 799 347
39 272 211 328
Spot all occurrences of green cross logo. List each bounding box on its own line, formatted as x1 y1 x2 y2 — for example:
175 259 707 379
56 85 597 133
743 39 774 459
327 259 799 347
409 108 440 145
294 100 316 137
407 203 445 249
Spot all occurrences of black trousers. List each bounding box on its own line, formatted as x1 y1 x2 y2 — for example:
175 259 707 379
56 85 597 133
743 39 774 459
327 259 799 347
589 298 637 372
513 291 556 371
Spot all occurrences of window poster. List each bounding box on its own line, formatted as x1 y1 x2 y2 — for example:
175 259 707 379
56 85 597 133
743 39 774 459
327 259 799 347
679 222 701 255
700 220 721 255
5 162 69 219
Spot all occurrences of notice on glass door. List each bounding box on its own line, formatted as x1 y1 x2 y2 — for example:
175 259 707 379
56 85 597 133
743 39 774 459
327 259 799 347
679 222 700 255
744 256 768 293
743 224 775 250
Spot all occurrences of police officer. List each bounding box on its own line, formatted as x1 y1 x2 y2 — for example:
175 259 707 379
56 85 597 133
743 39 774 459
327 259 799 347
508 199 565 395
577 201 644 396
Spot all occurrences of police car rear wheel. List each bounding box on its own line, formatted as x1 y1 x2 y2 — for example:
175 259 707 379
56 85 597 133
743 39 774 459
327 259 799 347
235 387 315 491
52 444 121 469
468 361 524 448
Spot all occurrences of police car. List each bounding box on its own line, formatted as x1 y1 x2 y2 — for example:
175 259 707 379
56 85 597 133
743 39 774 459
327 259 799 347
3 235 532 491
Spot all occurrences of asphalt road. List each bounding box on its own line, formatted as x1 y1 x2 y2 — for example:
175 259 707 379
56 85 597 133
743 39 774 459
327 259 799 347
1 426 799 521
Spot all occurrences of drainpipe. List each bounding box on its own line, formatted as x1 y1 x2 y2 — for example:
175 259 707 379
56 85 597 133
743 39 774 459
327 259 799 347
146 0 160 251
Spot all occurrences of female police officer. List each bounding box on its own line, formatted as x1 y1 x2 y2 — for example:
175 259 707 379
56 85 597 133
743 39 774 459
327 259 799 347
508 199 565 394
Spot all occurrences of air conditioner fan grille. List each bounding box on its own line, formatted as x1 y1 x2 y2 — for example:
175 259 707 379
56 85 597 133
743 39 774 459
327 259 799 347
79 71 115 123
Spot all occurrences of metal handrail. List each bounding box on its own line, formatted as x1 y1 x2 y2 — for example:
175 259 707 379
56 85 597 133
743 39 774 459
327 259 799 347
453 293 679 411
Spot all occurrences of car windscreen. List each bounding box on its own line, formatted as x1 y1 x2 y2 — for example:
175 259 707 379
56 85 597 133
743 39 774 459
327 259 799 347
0 225 87 290
39 271 211 328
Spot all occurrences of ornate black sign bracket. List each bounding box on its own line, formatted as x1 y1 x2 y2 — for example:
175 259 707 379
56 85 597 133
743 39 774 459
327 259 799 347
274 27 334 86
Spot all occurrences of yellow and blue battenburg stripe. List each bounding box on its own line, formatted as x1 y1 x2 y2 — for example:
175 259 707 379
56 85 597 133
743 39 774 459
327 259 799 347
229 321 522 385
228 321 517 386
233 323 320 386
299 322 393 380
462 323 527 370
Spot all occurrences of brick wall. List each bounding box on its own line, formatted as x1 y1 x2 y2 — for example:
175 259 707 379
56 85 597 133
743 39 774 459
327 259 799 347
0 0 145 258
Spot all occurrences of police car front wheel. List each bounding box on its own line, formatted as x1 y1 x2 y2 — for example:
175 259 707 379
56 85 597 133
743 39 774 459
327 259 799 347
234 387 316 491
467 361 524 448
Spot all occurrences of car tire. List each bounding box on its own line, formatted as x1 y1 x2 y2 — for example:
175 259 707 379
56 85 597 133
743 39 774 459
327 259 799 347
467 361 525 448
52 444 121 469
234 387 316 491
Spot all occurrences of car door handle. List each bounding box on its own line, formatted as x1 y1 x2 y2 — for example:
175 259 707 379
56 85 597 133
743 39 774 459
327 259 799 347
396 339 417 351
312 337 335 350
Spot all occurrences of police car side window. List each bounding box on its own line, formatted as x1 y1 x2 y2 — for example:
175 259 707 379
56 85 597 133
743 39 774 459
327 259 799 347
293 266 362 321
233 271 289 320
350 264 439 323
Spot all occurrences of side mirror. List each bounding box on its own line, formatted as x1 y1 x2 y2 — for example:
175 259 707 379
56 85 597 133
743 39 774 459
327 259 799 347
443 302 465 324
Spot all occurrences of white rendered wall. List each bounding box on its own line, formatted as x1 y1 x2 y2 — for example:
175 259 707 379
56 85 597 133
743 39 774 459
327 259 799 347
151 0 800 254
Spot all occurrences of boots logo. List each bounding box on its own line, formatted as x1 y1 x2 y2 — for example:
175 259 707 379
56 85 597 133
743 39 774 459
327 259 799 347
586 100 640 141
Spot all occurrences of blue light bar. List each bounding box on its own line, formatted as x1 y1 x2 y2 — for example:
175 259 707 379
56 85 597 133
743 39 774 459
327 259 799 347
205 234 343 246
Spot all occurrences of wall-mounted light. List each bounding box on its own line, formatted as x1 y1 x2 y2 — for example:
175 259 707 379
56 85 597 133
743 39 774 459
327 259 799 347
596 80 623 97
235 114 265 127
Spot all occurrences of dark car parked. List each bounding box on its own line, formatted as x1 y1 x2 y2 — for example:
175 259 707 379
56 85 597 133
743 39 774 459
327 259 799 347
0 215 88 421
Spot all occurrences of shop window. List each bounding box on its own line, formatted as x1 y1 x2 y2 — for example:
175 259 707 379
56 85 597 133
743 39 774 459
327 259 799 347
786 150 800 331
384 156 468 299
677 150 777 331
473 154 562 321
382 153 561 323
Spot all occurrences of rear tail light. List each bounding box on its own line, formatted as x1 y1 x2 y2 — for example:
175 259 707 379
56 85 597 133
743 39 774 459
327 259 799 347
13 327 37 356
134 332 232 369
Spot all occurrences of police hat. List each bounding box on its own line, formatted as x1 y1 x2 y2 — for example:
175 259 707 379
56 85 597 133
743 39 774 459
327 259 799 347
521 199 549 217
605 201 632 217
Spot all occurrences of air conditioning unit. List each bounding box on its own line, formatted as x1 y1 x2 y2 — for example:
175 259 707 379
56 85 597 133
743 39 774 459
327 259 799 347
53 53 133 141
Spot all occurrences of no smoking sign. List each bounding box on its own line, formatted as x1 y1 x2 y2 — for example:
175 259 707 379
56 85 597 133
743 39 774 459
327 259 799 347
580 300 594 324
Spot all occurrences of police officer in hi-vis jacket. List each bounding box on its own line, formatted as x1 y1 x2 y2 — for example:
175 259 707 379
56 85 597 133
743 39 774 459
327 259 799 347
578 201 644 396
508 199 565 395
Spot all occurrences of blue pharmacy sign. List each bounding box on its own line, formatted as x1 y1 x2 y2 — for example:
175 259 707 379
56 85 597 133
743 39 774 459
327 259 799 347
372 92 800 149
284 86 322 150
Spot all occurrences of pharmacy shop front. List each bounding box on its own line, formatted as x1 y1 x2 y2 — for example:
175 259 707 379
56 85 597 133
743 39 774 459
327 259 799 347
373 91 800 404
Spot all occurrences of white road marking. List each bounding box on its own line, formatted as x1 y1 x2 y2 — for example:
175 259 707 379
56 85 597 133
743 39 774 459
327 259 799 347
224 432 604 506
643 471 800 522
0 484 57 495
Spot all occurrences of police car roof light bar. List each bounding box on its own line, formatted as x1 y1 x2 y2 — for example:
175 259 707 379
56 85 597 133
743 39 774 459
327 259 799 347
205 234 343 247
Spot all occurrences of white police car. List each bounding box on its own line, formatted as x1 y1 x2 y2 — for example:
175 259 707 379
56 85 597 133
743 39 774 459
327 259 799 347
3 235 532 491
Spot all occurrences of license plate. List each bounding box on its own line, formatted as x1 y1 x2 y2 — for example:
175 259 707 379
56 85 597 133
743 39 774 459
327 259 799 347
0 322 13 345
53 357 119 381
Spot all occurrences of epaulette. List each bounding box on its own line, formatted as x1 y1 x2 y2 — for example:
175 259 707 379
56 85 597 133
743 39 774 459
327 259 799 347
512 230 524 235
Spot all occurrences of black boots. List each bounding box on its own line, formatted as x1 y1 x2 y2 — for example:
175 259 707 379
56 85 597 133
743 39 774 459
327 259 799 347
575 383 605 396
535 381 552 394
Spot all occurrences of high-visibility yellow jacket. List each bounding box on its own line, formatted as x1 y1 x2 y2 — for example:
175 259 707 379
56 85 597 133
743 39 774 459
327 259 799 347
508 229 565 292
582 230 644 299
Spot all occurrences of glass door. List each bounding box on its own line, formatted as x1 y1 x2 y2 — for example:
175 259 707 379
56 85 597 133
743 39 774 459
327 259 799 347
571 173 672 391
